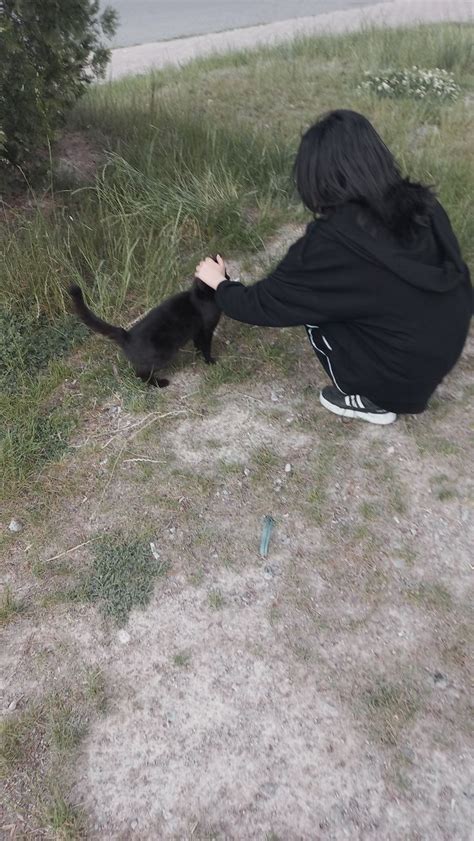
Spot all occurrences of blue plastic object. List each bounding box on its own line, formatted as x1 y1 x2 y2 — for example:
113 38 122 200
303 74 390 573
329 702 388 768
259 515 276 558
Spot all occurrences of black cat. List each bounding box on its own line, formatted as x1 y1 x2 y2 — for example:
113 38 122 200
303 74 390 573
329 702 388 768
69 277 222 387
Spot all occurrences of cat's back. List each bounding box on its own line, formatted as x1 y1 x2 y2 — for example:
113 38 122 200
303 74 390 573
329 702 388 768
131 290 194 334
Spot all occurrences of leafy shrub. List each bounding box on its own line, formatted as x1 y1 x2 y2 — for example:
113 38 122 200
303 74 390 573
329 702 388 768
0 0 117 171
359 66 460 102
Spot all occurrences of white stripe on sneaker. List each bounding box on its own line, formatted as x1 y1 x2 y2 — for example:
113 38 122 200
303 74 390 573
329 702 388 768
356 395 364 409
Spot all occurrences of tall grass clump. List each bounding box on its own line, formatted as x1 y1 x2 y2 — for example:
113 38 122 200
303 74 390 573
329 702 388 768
0 90 292 500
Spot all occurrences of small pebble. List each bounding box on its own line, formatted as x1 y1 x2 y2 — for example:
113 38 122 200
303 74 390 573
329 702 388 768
8 700 18 711
262 782 277 797
150 541 160 560
243 468 250 476
270 391 279 402
8 519 23 533
387 446 395 455
117 630 131 645
263 565 275 580
285 463 292 473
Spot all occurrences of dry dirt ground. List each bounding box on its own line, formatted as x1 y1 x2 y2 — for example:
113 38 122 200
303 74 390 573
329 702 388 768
1 228 473 840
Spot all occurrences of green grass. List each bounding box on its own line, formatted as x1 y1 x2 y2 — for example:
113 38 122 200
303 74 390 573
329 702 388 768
1 22 473 502
173 651 191 668
409 424 464 457
1 677 104 836
201 348 257 388
47 696 87 752
0 586 24 625
208 589 225 610
436 487 457 501
430 473 458 501
405 581 453 611
200 324 300 393
43 792 85 839
250 444 280 484
75 532 168 625
360 501 381 521
0 706 39 773
0 691 93 775
0 310 87 392
362 677 420 746
84 667 108 713
307 441 340 525
189 567 206 587
31 558 75 579
0 357 78 499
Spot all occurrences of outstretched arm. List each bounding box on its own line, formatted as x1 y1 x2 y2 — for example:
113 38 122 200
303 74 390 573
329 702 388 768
195 249 310 328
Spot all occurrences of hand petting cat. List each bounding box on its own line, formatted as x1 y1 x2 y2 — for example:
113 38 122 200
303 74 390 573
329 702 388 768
195 254 227 290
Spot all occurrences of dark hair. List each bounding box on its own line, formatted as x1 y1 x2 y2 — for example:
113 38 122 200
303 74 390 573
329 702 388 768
294 110 435 239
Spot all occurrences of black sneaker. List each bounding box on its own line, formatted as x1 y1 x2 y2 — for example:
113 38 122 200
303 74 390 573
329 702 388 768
320 386 397 425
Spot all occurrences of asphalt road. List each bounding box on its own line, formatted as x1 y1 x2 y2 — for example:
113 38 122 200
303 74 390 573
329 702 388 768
105 0 390 47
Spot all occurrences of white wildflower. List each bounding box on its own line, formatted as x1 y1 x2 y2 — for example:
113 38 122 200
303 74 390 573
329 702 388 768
359 66 459 103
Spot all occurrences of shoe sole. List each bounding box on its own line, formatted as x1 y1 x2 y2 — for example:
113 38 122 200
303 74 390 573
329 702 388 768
319 392 397 425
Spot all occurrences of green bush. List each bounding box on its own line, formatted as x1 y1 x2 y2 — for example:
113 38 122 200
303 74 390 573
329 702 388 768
0 0 117 171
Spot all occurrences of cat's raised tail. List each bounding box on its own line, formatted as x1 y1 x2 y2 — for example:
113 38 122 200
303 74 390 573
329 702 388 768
69 285 129 347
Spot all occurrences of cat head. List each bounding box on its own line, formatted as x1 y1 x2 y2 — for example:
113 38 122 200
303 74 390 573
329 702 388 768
193 277 217 297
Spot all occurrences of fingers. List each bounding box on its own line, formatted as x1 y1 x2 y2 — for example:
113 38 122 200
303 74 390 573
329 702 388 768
195 255 225 275
195 259 209 274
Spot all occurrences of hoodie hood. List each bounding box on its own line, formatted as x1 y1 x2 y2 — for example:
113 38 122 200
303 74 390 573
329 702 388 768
321 201 469 294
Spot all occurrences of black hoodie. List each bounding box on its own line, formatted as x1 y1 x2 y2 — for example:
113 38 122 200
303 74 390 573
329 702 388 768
215 201 471 414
